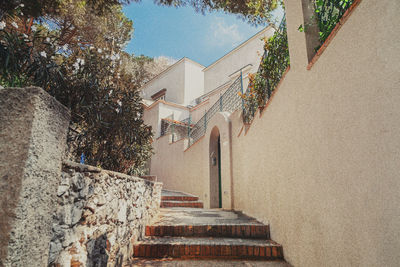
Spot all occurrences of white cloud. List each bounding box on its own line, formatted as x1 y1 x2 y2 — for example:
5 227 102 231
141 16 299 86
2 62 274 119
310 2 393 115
209 17 244 48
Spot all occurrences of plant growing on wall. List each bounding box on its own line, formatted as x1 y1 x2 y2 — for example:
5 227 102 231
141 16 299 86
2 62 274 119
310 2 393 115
315 0 354 43
299 0 354 45
242 21 289 123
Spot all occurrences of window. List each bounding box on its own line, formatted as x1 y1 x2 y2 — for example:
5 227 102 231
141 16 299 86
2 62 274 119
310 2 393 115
151 88 167 101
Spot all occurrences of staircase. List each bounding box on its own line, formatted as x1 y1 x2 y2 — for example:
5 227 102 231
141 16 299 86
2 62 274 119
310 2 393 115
160 189 204 208
128 190 290 266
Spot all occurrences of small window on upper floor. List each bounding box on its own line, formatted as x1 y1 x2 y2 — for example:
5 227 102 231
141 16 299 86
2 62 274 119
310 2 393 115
151 88 167 101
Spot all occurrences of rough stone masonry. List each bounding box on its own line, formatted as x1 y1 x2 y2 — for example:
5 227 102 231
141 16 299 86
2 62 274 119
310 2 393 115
48 161 162 267
0 87 162 267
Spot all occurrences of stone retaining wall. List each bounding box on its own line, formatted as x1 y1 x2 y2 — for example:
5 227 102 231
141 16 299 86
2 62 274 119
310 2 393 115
49 161 162 267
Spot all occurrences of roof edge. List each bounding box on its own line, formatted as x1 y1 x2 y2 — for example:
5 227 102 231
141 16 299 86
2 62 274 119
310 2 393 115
203 25 274 72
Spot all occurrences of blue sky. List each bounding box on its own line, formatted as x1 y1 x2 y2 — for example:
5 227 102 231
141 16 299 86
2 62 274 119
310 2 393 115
122 1 267 67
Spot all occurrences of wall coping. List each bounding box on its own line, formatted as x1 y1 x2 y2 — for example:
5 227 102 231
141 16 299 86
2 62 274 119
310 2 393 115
63 160 162 186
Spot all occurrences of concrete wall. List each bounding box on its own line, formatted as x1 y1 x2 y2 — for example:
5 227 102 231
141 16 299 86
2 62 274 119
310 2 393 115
49 161 162 267
203 27 274 94
141 59 186 104
159 103 188 122
189 73 250 125
148 0 400 266
184 60 205 106
0 87 70 267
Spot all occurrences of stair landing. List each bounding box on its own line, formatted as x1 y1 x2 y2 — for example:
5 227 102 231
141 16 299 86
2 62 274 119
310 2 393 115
127 259 291 266
128 191 290 266
160 190 204 208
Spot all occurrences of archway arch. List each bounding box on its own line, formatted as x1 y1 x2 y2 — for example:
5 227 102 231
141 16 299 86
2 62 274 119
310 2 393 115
209 126 221 208
204 112 233 210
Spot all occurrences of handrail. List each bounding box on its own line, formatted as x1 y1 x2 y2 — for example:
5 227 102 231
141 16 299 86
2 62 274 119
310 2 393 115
187 75 243 146
242 16 289 123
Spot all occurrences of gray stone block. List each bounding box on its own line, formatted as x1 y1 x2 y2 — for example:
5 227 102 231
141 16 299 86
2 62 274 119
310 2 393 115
0 87 70 267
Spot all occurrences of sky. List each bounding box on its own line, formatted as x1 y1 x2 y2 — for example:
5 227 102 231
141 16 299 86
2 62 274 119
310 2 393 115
122 1 267 67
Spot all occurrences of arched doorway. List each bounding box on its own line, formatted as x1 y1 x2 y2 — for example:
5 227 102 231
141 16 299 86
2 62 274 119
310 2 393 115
209 126 222 208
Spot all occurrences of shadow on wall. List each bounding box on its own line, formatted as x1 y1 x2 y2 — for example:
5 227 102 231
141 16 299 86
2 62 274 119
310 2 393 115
86 233 126 267
86 234 109 267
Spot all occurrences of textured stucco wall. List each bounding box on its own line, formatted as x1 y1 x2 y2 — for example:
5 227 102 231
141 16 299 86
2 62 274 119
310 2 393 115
184 60 205 105
204 112 233 209
143 102 160 137
141 60 186 104
147 0 400 266
151 136 207 205
158 103 189 135
230 1 400 266
0 87 70 267
203 27 274 94
49 161 162 267
144 102 189 138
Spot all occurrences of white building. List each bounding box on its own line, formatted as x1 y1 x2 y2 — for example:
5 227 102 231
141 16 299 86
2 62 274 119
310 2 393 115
142 26 275 141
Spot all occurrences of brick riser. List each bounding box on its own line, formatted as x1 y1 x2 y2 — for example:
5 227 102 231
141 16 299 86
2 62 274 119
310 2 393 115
132 243 283 259
161 196 199 201
160 201 203 208
145 225 270 239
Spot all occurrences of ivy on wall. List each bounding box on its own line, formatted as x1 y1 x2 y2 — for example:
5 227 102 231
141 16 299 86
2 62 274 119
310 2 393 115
241 22 290 123
299 0 354 46
314 0 354 43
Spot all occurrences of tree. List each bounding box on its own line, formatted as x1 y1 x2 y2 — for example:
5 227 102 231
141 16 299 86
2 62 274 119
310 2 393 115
121 55 174 88
152 0 283 25
0 1 154 175
1 0 278 174
0 0 137 19
1 0 282 25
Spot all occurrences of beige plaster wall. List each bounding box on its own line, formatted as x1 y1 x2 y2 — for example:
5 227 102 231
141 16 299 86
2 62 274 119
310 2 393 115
230 1 400 266
141 60 186 104
203 27 274 93
190 73 250 125
205 112 233 210
150 112 233 209
150 136 208 204
0 87 70 267
143 102 160 137
148 1 400 266
184 60 205 105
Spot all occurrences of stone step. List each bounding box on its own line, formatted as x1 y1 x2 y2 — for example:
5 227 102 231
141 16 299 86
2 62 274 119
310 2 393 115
161 195 199 201
127 258 292 266
132 237 283 260
145 224 270 239
160 201 204 208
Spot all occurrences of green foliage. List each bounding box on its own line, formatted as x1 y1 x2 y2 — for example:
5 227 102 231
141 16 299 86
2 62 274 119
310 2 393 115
242 21 290 123
0 3 154 175
298 1 353 48
259 26 289 94
314 0 353 43
298 0 352 45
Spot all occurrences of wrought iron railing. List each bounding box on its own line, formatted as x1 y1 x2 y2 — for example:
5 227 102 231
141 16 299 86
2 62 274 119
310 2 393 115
243 16 289 123
188 75 243 146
